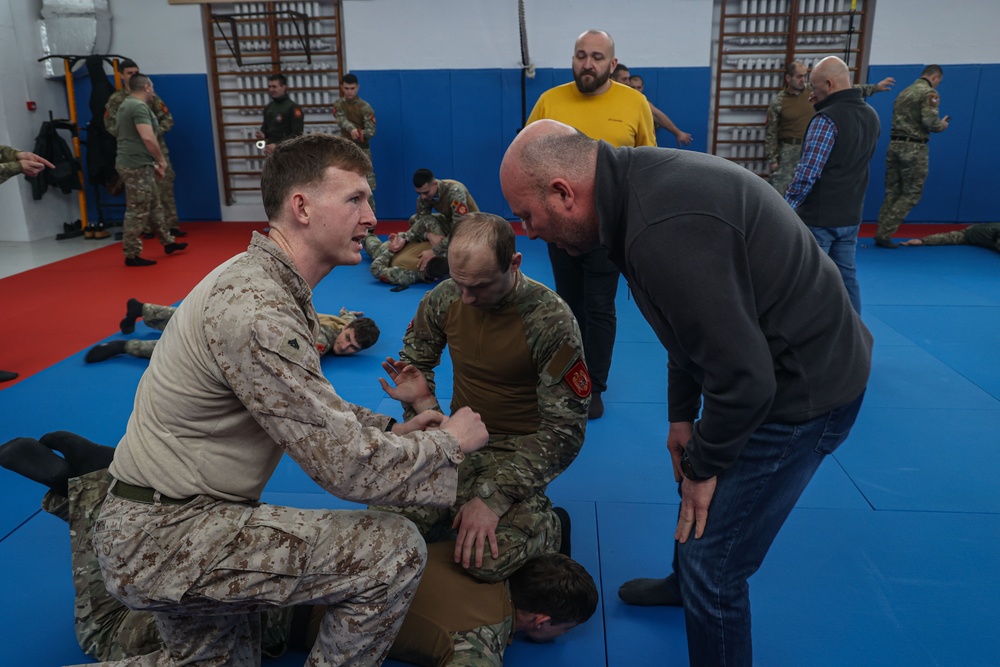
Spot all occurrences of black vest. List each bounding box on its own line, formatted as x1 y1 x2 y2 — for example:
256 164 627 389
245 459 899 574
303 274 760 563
796 88 880 228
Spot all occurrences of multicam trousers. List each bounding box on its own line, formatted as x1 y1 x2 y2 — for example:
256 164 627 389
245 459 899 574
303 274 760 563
875 142 929 241
118 166 174 258
768 141 804 196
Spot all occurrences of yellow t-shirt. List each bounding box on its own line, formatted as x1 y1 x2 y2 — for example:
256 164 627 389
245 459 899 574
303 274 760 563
527 81 657 148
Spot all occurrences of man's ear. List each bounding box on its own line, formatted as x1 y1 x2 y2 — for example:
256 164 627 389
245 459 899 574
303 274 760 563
510 252 523 273
528 612 552 629
549 178 575 210
289 191 309 226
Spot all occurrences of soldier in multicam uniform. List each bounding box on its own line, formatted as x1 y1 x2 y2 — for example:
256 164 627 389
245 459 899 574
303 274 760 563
83 300 379 363
105 59 185 240
873 64 950 248
377 213 590 582
65 134 489 667
334 73 377 212
0 431 597 665
0 145 54 383
901 222 1000 252
255 72 304 155
408 167 479 261
765 60 893 195
369 219 451 288
114 73 186 267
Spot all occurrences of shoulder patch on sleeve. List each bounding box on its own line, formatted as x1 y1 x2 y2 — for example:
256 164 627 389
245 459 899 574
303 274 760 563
563 360 592 398
928 93 940 106
452 201 468 216
294 107 303 118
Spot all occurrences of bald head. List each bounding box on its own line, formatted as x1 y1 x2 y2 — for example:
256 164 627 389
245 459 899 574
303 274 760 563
500 120 601 255
809 56 852 104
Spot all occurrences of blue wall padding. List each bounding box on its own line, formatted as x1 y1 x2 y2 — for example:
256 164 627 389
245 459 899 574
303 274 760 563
71 72 221 222
70 65 998 224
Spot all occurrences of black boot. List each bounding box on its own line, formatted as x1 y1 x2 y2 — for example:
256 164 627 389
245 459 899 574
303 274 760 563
164 242 188 255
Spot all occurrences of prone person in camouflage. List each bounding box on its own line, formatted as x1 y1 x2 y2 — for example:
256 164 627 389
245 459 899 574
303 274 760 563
255 72 304 156
376 213 590 582
0 144 54 382
901 222 1000 253
74 133 489 667
84 299 380 363
0 431 598 665
765 60 893 195
369 218 451 289
115 73 186 267
334 73 377 212
105 59 185 239
873 64 950 248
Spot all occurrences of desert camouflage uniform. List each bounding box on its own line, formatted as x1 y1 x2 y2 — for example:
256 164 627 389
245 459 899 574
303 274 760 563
411 179 479 257
81 233 464 667
766 83 884 195
875 77 948 242
376 272 590 582
334 95 377 211
0 145 25 184
917 222 1000 251
121 303 353 359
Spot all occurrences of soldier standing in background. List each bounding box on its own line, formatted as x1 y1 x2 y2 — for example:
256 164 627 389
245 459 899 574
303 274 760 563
114 74 187 267
334 73 377 212
765 61 893 195
255 72 304 155
105 59 185 239
873 64 950 248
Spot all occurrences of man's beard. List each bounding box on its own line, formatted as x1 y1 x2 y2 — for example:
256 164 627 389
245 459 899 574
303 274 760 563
574 67 610 94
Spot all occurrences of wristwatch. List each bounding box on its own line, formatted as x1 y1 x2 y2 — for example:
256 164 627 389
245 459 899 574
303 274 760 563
680 449 713 482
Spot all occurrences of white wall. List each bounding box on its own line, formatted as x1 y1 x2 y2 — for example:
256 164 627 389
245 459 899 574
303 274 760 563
870 0 1000 65
342 0 715 70
105 0 207 74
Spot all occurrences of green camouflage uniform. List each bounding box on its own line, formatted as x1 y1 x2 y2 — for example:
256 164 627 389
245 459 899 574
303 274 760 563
411 179 479 257
122 303 352 359
917 222 1000 252
875 77 948 242
0 145 25 184
115 97 175 258
377 272 590 582
334 95 377 210
261 94 304 145
765 83 883 195
370 217 447 286
107 90 179 231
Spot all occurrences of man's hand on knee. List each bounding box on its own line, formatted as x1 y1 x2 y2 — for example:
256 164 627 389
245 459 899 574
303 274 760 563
452 496 500 569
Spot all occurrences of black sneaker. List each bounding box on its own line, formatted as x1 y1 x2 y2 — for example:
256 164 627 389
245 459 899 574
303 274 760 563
125 257 156 267
170 228 187 237
164 242 188 255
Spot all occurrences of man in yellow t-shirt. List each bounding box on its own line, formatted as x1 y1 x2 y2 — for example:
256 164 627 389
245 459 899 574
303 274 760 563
525 29 655 420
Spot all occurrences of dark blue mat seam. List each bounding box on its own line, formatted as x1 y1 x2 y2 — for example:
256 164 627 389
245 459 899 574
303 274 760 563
593 500 610 667
0 508 41 544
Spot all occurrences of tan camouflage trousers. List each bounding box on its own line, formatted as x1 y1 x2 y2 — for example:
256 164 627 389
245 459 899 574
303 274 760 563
85 493 426 666
875 142 929 241
154 162 178 232
119 166 174 258
449 617 512 666
768 142 803 196
373 448 561 583
43 471 302 662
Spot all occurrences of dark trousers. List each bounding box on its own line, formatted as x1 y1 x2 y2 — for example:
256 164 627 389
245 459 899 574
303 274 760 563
547 243 620 394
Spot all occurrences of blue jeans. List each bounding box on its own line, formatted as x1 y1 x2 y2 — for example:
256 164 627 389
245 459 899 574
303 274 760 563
809 224 861 313
676 391 865 667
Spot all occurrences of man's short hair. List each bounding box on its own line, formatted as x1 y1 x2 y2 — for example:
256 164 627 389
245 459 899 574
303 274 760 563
128 73 150 92
412 168 435 189
629 74 644 85
345 317 379 349
921 64 943 78
449 213 516 273
342 73 358 85
509 553 598 626
424 255 450 281
268 72 288 86
613 63 629 76
120 58 138 71
785 60 804 77
260 133 372 220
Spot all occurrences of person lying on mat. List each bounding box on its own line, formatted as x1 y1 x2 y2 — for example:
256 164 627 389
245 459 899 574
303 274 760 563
900 222 1000 253
0 431 599 665
85 299 380 363
59 133 490 667
373 213 590 583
